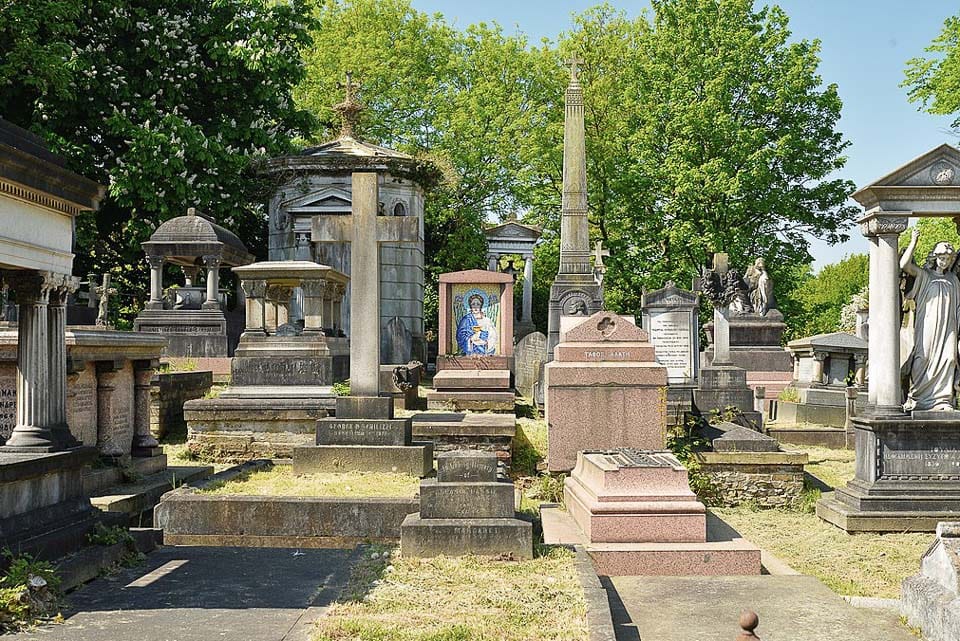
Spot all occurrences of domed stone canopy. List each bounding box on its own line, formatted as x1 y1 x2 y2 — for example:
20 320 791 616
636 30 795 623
142 208 254 267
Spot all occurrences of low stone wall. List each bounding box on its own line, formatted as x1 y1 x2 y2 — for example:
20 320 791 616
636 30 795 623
150 370 213 440
155 487 419 547
695 451 808 508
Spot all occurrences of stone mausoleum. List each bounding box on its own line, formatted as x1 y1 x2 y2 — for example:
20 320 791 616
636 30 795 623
262 78 438 365
133 208 254 357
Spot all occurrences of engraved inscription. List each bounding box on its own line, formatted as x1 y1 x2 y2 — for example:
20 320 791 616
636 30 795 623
647 310 693 381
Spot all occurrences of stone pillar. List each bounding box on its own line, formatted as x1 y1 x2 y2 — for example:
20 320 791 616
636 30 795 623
867 235 879 406
854 353 867 386
522 256 534 323
146 255 164 310
2 271 54 450
202 254 221 310
48 276 79 448
86 272 98 308
811 352 826 386
488 254 498 271
351 171 380 396
712 306 732 366
332 283 344 332
862 216 908 414
301 279 326 334
95 361 126 459
132 360 160 456
792 354 801 381
241 279 266 334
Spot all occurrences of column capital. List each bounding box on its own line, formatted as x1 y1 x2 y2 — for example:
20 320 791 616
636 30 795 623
301 279 327 298
202 254 222 269
146 254 165 269
240 278 267 299
859 214 908 238
812 351 828 362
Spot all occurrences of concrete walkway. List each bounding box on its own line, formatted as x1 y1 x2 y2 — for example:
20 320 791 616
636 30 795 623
605 575 915 641
13 546 353 641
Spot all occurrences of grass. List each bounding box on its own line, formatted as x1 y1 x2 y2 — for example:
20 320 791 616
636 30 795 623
513 417 548 477
199 467 420 498
716 443 931 598
313 545 587 641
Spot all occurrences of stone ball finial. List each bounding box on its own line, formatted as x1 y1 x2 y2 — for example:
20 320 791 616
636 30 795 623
736 610 760 640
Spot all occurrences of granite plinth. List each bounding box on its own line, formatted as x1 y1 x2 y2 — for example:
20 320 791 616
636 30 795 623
418 479 515 519
694 365 763 428
133 308 230 358
335 395 393 419
564 450 706 543
411 412 516 474
702 347 793 372
712 426 780 452
315 418 411 446
425 390 516 412
292 443 433 476
817 416 960 532
432 369 511 390
766 424 849 449
436 449 499 482
435 354 513 372
230 332 345 387
400 515 532 559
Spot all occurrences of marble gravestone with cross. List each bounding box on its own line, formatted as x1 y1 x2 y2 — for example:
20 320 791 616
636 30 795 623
292 171 432 476
693 253 763 428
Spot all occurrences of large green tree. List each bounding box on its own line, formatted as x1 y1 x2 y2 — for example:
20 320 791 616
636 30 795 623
5 0 314 321
904 13 960 128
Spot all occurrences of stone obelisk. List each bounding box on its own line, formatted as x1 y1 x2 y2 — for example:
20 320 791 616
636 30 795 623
547 56 603 359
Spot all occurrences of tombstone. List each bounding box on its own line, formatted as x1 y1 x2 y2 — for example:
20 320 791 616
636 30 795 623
515 331 547 400
641 282 699 425
183 261 349 460
400 450 532 558
292 170 432 477
901 522 960 641
262 74 438 365
133 208 255 357
544 311 667 472
426 269 515 413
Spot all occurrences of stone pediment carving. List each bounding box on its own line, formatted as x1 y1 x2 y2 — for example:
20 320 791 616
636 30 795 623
282 187 353 214
853 144 960 215
642 282 698 308
562 311 649 343
484 221 543 242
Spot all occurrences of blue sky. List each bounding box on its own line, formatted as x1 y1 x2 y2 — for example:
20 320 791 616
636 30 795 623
412 0 958 270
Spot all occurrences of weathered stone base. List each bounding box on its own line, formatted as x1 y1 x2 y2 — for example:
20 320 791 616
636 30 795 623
81 453 169 495
411 412 515 474
400 514 532 559
816 495 959 533
418 478 514 519
765 424 849 448
695 451 808 508
292 444 433 476
426 390 516 412
155 489 420 548
901 574 960 641
694 365 763 428
185 396 333 461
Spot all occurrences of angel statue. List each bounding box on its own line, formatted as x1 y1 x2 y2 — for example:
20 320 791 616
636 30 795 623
454 291 499 356
900 227 960 411
745 258 774 316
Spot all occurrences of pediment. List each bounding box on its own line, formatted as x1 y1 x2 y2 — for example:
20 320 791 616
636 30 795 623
853 144 960 212
562 311 649 343
282 187 352 213
642 282 698 308
484 221 542 242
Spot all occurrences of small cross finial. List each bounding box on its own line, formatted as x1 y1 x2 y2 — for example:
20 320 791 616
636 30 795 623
567 54 583 83
333 71 364 139
593 240 610 286
187 207 196 216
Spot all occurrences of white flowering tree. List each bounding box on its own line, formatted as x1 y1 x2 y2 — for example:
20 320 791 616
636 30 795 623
3 0 314 323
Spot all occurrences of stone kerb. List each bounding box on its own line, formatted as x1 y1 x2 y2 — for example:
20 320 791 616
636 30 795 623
545 312 668 472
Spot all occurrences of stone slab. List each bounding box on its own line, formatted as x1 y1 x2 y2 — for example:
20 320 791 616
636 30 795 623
436 449 499 482
766 425 849 449
432 368 511 390
419 478 515 519
5 546 353 641
607 574 915 641
435 354 513 372
411 412 516 438
712 426 780 452
816 494 960 532
315 417 411 446
554 341 657 364
292 444 433 476
335 395 393 420
425 390 516 412
400 514 532 559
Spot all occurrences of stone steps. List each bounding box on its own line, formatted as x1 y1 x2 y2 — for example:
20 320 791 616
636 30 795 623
82 454 169 495
89 464 214 523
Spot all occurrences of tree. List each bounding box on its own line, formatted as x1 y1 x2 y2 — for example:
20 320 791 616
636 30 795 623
791 253 869 337
6 0 314 322
904 14 960 128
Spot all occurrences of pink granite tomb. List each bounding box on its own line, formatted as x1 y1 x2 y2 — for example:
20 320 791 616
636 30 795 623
545 311 668 472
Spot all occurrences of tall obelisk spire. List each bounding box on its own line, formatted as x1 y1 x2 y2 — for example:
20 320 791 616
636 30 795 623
546 55 603 359
559 55 590 275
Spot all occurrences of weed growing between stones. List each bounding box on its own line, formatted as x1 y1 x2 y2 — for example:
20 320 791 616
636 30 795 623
0 551 62 633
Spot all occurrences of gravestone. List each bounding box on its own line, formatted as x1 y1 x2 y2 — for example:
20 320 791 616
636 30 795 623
641 282 699 426
515 331 547 400
545 311 667 472
901 521 960 641
400 450 532 558
292 170 432 476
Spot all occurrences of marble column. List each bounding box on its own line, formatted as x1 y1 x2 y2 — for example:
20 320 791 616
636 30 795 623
146 255 164 310
301 279 326 334
854 353 867 386
132 360 160 456
3 271 54 450
867 236 878 405
48 276 79 448
522 256 534 323
862 215 908 414
202 254 221 310
241 279 266 334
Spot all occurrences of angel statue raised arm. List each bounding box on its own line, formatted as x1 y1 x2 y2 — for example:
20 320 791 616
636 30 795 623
900 227 960 411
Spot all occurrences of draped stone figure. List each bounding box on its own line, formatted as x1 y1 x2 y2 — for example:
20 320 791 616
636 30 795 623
900 227 960 411
745 258 774 316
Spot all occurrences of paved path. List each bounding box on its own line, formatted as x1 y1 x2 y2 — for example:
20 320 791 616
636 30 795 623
606 575 915 641
14 546 353 641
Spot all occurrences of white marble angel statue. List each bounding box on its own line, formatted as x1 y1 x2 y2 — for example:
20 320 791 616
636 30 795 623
900 227 960 411
745 258 774 316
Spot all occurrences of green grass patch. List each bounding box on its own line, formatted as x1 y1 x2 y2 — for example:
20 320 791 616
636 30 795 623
314 545 586 641
199 467 420 498
513 418 548 477
786 444 856 490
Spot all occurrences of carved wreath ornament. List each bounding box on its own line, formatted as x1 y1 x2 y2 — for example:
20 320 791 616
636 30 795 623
931 161 957 186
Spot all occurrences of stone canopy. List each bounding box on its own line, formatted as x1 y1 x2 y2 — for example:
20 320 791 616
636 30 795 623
853 143 960 216
143 209 254 268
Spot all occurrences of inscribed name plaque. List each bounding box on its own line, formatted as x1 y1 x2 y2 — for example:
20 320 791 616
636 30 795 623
641 282 700 384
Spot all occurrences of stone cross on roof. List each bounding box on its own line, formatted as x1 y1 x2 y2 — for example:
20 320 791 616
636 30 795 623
567 54 583 83
333 71 363 139
95 273 117 328
312 172 419 396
